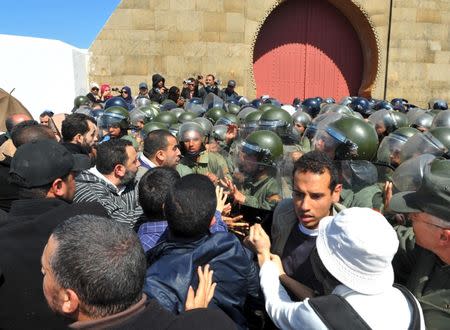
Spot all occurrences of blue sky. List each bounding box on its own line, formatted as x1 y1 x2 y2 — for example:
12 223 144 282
0 0 121 49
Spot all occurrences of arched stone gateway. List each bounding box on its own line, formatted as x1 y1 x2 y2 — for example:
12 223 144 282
252 0 379 103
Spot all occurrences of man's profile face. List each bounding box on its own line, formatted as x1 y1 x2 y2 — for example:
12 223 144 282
81 121 98 147
238 152 259 174
41 235 64 315
409 212 443 252
63 172 77 202
162 135 181 167
122 146 140 185
292 170 341 229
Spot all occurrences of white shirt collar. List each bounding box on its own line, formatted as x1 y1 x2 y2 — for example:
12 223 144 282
89 167 126 195
298 223 319 237
139 153 158 169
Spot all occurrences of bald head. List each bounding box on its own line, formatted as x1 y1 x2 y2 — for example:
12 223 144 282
11 124 56 148
5 114 32 133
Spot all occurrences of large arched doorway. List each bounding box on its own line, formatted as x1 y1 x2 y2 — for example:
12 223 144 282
253 0 365 103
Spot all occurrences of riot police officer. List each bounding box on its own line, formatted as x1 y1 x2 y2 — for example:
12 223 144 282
222 130 283 211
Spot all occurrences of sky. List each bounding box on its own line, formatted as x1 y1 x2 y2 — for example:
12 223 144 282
0 0 121 49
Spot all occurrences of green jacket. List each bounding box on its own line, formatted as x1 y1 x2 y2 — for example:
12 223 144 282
238 174 281 211
393 226 450 330
181 150 231 181
340 184 384 211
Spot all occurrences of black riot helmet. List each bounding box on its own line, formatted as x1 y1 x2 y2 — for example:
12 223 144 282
301 98 321 118
349 97 372 118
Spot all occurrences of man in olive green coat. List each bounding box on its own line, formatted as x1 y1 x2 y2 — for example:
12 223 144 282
390 158 450 330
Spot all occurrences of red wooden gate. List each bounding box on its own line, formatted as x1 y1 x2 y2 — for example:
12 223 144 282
253 0 363 104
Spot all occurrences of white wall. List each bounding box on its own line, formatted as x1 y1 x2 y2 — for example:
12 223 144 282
0 34 89 119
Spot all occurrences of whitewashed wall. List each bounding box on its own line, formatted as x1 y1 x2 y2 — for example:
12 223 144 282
0 34 89 119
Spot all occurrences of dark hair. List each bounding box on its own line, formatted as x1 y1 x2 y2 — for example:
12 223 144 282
5 114 32 133
39 110 54 118
293 150 338 191
96 139 132 174
50 215 146 318
206 74 215 81
139 167 180 220
11 122 54 147
167 86 180 103
164 174 216 238
143 130 174 159
61 113 96 142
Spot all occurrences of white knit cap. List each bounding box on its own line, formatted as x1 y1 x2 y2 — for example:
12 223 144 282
316 207 399 295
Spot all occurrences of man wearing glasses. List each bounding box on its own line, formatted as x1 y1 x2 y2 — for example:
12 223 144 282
390 158 450 329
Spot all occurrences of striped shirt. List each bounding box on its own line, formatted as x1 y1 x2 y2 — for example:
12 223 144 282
74 168 143 228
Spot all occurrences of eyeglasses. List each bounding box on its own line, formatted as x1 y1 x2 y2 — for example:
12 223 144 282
121 90 128 94
408 216 449 229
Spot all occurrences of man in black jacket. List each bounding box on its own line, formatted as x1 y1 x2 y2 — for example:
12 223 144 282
61 113 98 162
0 139 108 329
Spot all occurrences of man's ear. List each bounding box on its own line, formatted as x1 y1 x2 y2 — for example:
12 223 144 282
439 229 450 246
50 178 66 198
61 288 80 315
114 164 126 178
331 183 342 203
73 133 83 145
155 150 165 162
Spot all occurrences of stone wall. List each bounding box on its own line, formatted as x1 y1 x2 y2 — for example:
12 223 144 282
89 0 450 106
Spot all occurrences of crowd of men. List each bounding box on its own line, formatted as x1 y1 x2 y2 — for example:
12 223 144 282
0 72 449 330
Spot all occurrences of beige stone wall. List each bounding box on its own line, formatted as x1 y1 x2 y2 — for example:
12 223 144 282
89 0 450 106
387 0 450 107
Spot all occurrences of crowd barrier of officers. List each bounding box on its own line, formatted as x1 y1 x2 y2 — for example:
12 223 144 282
69 92 449 233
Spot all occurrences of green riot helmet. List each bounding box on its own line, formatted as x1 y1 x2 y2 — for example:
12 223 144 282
411 113 433 132
178 122 206 157
97 106 130 138
193 117 213 138
226 103 241 115
376 127 419 167
368 110 409 139
139 105 159 122
292 111 312 136
259 103 278 112
168 123 181 137
216 113 239 126
205 107 226 124
141 122 169 138
170 107 185 119
154 112 177 128
240 110 263 140
212 124 227 142
258 108 293 138
135 97 151 108
400 127 450 162
129 107 155 130
73 95 91 111
431 110 450 129
178 111 197 123
319 104 353 117
237 106 258 124
313 117 379 160
241 130 283 167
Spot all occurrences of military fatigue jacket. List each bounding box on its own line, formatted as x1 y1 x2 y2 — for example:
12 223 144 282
239 174 281 211
340 184 384 212
394 225 450 330
181 150 231 180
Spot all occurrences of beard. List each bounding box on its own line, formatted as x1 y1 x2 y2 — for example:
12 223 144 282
121 169 137 186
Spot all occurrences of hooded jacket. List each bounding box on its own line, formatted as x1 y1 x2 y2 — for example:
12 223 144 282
144 232 260 329
74 169 143 228
149 74 167 103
